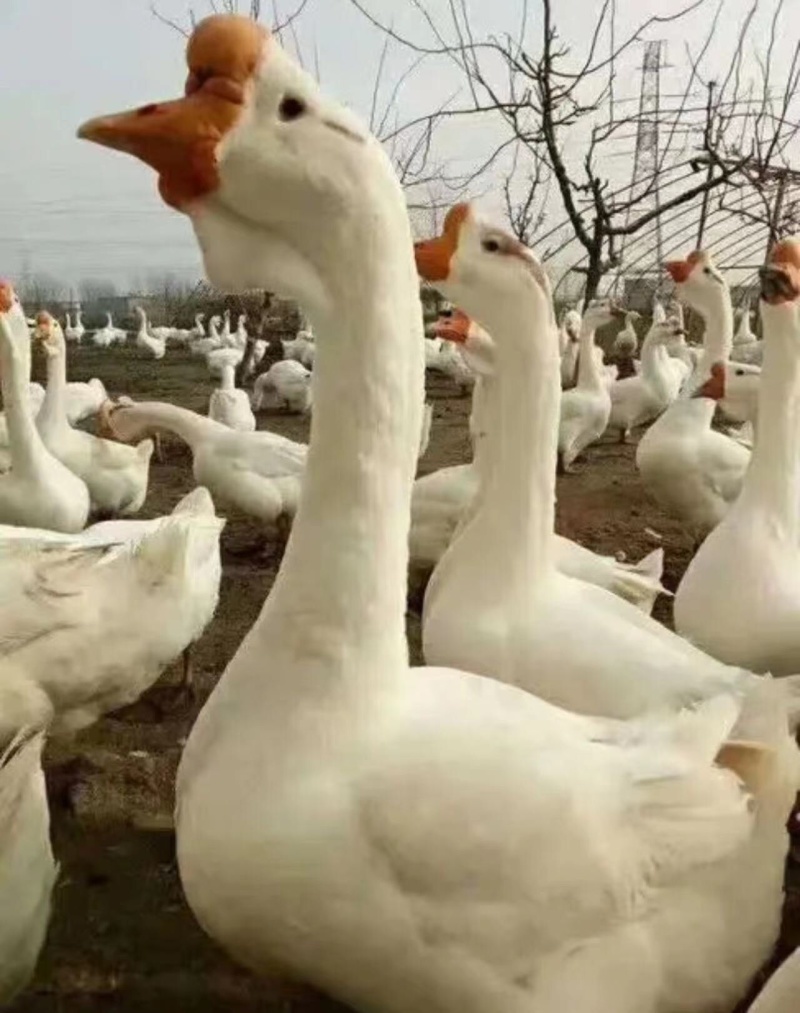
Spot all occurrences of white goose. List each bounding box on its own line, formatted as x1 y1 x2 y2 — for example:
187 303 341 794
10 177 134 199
416 203 757 719
731 297 763 366
80 17 800 1013
208 361 256 431
413 308 667 611
0 292 88 533
665 250 761 425
101 399 305 533
0 731 56 1005
636 362 750 540
134 306 166 359
674 242 800 675
91 313 115 348
34 312 153 517
613 309 640 356
607 317 686 441
557 300 623 472
190 315 223 356
64 377 109 425
63 310 84 343
190 312 206 338
252 358 313 413
559 308 581 387
0 487 224 738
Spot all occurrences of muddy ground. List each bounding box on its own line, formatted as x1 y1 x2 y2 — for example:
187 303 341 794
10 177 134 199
12 343 799 1012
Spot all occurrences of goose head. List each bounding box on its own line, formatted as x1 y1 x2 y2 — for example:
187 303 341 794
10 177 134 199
433 307 494 378
415 203 555 340
664 249 729 316
78 13 387 310
581 299 627 333
33 311 66 357
561 309 581 343
643 317 687 349
760 240 800 348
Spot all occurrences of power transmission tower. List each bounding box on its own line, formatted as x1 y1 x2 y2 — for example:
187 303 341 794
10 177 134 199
618 40 665 302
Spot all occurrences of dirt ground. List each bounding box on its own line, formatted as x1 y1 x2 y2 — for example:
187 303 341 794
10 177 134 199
12 344 799 1012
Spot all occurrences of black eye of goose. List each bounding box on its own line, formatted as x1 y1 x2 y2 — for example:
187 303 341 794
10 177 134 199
482 238 501 253
279 95 307 122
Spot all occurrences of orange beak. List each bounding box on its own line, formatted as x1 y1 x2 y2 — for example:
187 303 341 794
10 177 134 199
761 240 800 305
77 15 267 210
434 308 471 343
415 238 454 283
414 203 471 283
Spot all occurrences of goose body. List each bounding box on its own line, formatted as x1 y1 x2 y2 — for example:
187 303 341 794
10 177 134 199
0 487 223 739
636 364 750 538
63 310 84 343
134 307 166 359
613 310 640 356
674 244 800 675
208 362 256 431
0 731 56 1005
607 320 685 440
90 314 115 347
559 309 581 388
35 314 152 517
206 343 244 378
78 21 798 1013
730 299 763 366
557 302 622 471
0 293 89 533
252 358 312 413
65 378 109 425
103 399 305 531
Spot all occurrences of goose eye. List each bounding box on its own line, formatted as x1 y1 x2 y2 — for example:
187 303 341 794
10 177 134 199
482 239 501 253
279 95 307 122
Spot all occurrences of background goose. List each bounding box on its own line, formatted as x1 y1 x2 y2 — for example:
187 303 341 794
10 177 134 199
34 312 153 517
0 291 88 533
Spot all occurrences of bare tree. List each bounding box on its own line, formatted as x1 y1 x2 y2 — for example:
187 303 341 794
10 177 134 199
349 0 800 306
19 272 67 311
150 0 309 38
78 278 119 304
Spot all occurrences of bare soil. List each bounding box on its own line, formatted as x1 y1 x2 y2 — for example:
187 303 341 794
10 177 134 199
12 345 799 1012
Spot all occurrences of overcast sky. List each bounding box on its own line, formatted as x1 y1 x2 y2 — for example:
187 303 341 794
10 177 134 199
2 0 797 295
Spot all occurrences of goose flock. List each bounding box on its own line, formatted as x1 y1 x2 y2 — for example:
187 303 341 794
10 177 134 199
2 13 800 1013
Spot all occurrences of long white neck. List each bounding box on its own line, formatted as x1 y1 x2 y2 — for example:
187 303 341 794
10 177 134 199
0 311 47 473
463 297 559 591
637 332 672 400
576 320 604 390
38 343 68 432
65 313 72 329
111 401 222 447
696 290 733 375
736 306 800 537
75 311 82 327
106 312 113 327
219 363 236 392
256 192 424 678
209 318 220 340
